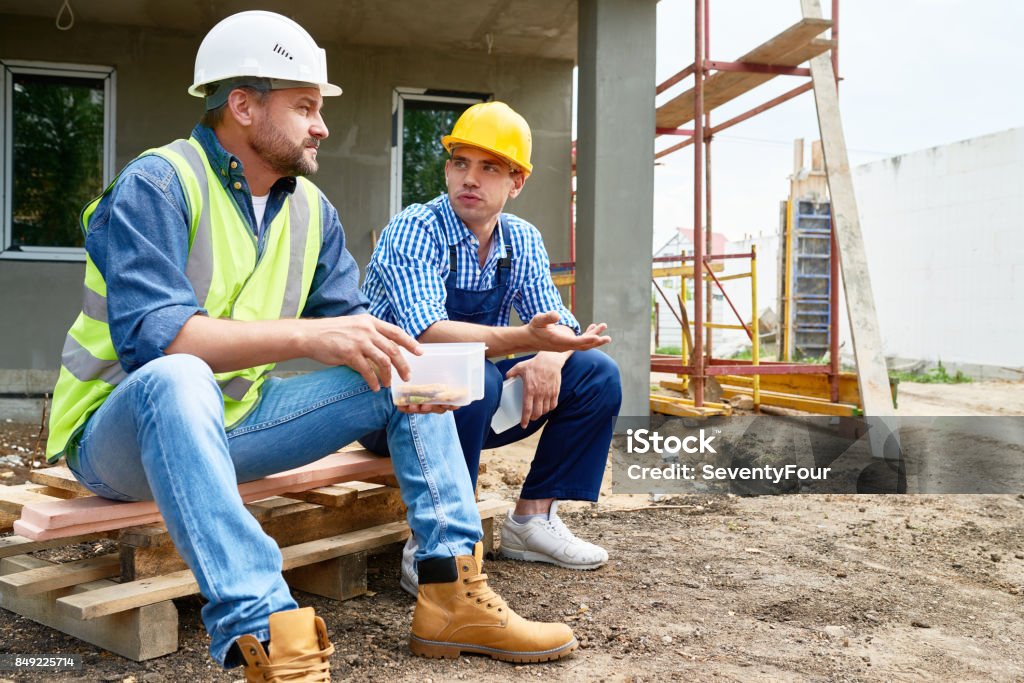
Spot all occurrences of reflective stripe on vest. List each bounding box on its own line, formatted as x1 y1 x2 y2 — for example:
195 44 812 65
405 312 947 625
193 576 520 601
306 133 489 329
60 335 126 386
218 375 255 402
167 139 216 306
45 136 323 463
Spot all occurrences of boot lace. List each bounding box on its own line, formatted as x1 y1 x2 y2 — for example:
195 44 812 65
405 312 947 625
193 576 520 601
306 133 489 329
464 571 508 612
258 642 335 682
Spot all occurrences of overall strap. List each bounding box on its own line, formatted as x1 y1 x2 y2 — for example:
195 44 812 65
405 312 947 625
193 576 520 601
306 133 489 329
497 214 513 272
426 204 458 272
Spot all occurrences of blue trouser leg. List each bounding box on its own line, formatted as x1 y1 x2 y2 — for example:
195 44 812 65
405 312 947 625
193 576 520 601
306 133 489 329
488 349 622 501
451 361 504 490
68 354 480 667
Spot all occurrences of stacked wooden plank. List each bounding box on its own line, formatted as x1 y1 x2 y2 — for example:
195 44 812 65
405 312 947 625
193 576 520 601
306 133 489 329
0 449 511 661
658 373 899 416
13 450 395 540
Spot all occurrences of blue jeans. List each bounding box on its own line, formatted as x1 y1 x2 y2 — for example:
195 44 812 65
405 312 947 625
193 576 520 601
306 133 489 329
66 354 481 667
362 349 622 502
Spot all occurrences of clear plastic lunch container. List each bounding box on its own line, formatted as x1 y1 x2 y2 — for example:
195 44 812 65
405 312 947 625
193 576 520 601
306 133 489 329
392 342 486 407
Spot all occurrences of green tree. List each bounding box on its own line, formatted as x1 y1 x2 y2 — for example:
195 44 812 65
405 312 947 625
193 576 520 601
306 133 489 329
11 74 105 248
402 105 467 207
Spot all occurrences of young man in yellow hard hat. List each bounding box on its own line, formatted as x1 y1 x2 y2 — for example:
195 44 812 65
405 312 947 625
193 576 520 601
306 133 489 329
362 101 622 594
45 14 578 678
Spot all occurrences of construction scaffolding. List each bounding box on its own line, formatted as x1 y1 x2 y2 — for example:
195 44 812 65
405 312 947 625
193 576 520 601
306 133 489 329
647 0 896 420
553 0 895 419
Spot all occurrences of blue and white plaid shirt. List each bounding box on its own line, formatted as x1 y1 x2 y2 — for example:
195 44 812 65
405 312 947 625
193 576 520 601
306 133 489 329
363 194 580 340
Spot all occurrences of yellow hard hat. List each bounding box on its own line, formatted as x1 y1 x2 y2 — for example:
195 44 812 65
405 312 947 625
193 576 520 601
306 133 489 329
441 101 533 175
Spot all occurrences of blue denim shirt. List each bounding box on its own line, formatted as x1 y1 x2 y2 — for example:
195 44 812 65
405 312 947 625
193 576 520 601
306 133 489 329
84 124 368 373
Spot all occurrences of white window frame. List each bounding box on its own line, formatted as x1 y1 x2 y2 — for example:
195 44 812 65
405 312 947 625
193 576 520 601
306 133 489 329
1 60 116 262
389 88 486 216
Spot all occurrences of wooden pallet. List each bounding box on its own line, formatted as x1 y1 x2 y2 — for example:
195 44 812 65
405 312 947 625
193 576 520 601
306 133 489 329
0 460 510 661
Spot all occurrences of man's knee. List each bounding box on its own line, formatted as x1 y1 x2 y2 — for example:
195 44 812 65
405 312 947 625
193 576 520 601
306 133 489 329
568 350 622 410
135 354 219 401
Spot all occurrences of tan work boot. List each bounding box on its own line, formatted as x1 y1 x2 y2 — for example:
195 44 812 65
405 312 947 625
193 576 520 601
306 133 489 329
410 543 578 663
237 606 334 682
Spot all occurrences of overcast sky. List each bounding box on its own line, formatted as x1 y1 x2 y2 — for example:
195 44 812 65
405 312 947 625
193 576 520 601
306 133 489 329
642 0 1024 244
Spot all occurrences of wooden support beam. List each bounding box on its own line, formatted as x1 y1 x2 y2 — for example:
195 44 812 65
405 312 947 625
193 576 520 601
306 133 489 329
0 533 110 559
0 554 119 596
719 387 859 417
63 499 512 619
281 483 360 507
800 0 894 419
285 551 367 601
715 372 868 405
118 523 174 549
0 484 59 514
650 396 731 418
24 485 85 500
480 517 496 557
119 544 187 583
59 521 414 620
27 467 91 496
245 498 317 522
120 487 407 581
0 555 178 662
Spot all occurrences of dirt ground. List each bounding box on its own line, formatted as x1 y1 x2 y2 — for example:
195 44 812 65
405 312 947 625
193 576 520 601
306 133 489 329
893 380 1024 416
1 380 1022 682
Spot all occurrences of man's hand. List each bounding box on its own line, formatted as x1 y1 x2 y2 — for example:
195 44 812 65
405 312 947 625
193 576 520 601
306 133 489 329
525 313 611 353
298 314 419 391
505 351 568 428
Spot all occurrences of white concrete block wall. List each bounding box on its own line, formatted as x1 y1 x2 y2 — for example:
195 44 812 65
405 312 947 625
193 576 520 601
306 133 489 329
846 127 1024 373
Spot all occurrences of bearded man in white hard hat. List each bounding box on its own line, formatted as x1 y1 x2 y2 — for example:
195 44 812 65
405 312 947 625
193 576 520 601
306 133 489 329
362 102 622 595
44 11 578 679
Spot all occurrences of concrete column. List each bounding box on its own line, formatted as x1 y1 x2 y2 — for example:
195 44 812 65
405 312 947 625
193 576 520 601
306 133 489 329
576 0 657 418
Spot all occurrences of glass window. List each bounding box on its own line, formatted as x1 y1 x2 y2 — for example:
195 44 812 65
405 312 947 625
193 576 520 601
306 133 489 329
2 61 115 261
390 89 488 214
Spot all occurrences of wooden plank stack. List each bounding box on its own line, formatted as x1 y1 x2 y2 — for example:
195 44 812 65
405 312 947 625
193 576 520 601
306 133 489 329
0 449 510 661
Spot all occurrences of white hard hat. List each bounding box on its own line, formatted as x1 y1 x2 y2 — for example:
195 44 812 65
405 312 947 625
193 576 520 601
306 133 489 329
189 10 342 100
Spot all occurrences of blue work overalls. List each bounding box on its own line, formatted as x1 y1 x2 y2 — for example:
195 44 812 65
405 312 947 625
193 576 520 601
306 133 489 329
362 207 621 502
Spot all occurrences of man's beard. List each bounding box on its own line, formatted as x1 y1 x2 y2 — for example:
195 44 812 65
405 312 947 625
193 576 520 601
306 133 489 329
253 117 319 177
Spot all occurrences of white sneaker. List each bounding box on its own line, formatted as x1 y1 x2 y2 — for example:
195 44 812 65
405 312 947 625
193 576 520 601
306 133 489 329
500 502 608 570
399 535 418 597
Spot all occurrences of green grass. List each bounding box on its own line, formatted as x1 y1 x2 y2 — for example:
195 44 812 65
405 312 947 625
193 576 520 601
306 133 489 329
655 346 683 356
889 360 971 384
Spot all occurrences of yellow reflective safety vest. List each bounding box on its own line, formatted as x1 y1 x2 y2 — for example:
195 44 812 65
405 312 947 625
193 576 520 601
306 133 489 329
46 137 323 463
